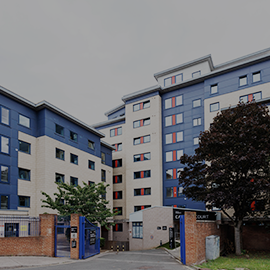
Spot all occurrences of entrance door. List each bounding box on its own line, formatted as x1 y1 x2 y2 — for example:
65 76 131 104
179 215 186 264
55 218 71 257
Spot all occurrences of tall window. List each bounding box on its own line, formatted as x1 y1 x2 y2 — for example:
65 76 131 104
89 160 95 170
88 140 95 150
0 195 8 209
19 140 31 154
56 148 65 160
1 107 9 125
1 165 8 183
210 84 218 94
253 71 261 83
70 131 78 142
70 176 78 186
1 136 9 154
132 222 143 239
19 115 30 128
55 124 64 136
101 170 106 182
239 75 247 86
70 153 78 165
193 117 202 126
101 152 106 164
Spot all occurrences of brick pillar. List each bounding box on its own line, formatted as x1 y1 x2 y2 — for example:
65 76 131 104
39 214 56 257
185 211 197 265
70 214 80 259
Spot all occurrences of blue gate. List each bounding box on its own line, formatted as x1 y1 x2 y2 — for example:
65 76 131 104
55 216 71 257
79 216 100 259
179 215 186 264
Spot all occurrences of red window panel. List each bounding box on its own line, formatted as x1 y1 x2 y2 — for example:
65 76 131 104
251 201 256 211
172 115 176 125
114 176 117 183
173 205 177 208
140 171 144 178
140 103 143 110
115 224 118 231
140 154 144 161
173 150 176 161
173 187 177 197
140 137 144 144
248 94 253 102
115 144 118 151
141 206 145 210
115 192 118 199
140 119 143 127
141 188 144 195
172 97 176 107
115 128 118 136
173 169 177 179
173 133 176 143
172 76 175 84
115 160 118 168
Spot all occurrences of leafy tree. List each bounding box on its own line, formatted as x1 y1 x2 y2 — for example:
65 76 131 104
179 101 270 255
41 182 116 228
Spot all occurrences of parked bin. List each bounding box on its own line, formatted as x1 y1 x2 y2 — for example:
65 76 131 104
205 235 220 260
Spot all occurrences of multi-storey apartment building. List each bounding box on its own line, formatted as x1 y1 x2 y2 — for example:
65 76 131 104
0 86 114 220
93 47 270 241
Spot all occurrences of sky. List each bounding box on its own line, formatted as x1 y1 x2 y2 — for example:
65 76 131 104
1 0 270 125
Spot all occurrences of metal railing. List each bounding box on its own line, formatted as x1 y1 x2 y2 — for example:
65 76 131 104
0 216 40 237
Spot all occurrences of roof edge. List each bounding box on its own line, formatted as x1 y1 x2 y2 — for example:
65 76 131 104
101 140 115 150
121 85 160 102
104 103 125 117
91 116 125 128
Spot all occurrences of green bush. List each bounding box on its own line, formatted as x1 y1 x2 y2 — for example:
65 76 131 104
100 237 105 248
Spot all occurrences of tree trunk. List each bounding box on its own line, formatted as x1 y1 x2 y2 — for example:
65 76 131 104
234 220 243 255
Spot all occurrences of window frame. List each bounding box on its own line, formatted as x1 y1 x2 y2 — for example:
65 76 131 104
133 100 150 112
56 148 65 161
252 71 261 83
193 117 202 126
1 135 10 155
113 175 122 184
18 140 31 154
18 168 31 181
134 170 151 179
70 131 78 142
113 159 122 168
0 194 9 209
113 191 123 200
55 173 65 183
110 127 122 137
101 152 106 164
19 114 30 128
101 169 106 182
192 70 201 78
132 222 143 239
89 160 95 170
70 153 78 165
18 195 30 208
210 102 220 112
88 140 95 150
239 75 248 87
210 84 218 95
113 207 123 216
1 106 10 126
0 165 9 183
70 176 78 186
192 99 201 108
55 124 64 136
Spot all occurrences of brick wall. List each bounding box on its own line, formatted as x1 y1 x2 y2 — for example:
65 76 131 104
0 214 56 256
70 214 80 259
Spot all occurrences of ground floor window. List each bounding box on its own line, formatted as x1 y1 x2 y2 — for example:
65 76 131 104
132 222 143 239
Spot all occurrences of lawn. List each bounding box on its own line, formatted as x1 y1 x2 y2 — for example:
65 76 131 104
196 251 270 270
156 241 180 250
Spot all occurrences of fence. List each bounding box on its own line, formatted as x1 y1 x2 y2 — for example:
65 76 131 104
0 216 40 237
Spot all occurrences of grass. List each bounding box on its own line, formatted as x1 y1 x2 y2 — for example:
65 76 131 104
196 251 270 270
156 241 180 250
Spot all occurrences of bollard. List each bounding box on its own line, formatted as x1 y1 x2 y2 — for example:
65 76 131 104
111 245 113 251
117 245 119 252
160 240 162 246
122 245 125 251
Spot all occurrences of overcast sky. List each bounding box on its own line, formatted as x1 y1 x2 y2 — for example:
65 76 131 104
1 0 270 125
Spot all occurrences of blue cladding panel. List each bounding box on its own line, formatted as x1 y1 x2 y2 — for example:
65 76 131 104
108 107 125 120
101 145 112 167
125 91 159 104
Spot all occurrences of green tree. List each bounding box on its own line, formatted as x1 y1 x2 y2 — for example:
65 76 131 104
179 101 270 255
41 182 115 228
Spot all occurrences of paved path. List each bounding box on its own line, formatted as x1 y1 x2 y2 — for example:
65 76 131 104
0 249 191 270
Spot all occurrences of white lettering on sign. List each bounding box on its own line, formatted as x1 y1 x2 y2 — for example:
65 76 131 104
196 215 209 220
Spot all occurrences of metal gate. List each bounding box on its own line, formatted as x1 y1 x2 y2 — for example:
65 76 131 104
79 216 100 259
55 216 71 257
179 215 186 264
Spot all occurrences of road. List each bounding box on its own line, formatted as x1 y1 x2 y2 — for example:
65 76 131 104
19 249 190 270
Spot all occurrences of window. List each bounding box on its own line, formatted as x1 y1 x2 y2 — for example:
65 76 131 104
18 168 30 181
210 84 218 94
113 207 123 216
1 165 8 183
70 153 78 165
55 124 64 136
134 188 151 196
177 150 183 160
210 102 219 112
253 71 261 83
166 168 181 180
55 173 64 183
132 222 143 238
192 71 201 78
56 148 65 160
113 223 123 232
165 95 183 109
193 117 202 126
113 191 122 199
166 187 173 197
70 131 78 142
133 117 150 128
194 137 199 145
19 115 30 128
1 107 9 125
134 205 151 212
164 74 183 87
19 140 30 154
88 140 95 150
113 175 122 183
166 150 183 162
193 99 201 108
165 113 183 127
101 170 106 182
113 143 122 152
0 195 8 209
101 152 106 164
165 131 183 144
133 135 150 145
178 186 184 197
240 92 262 103
89 160 95 170
88 181 95 186
134 152 151 162
133 100 150 111
166 151 173 162
1 136 9 154
113 159 122 168
70 176 78 186
18 196 30 207
134 170 151 179
239 75 247 86
110 127 122 137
